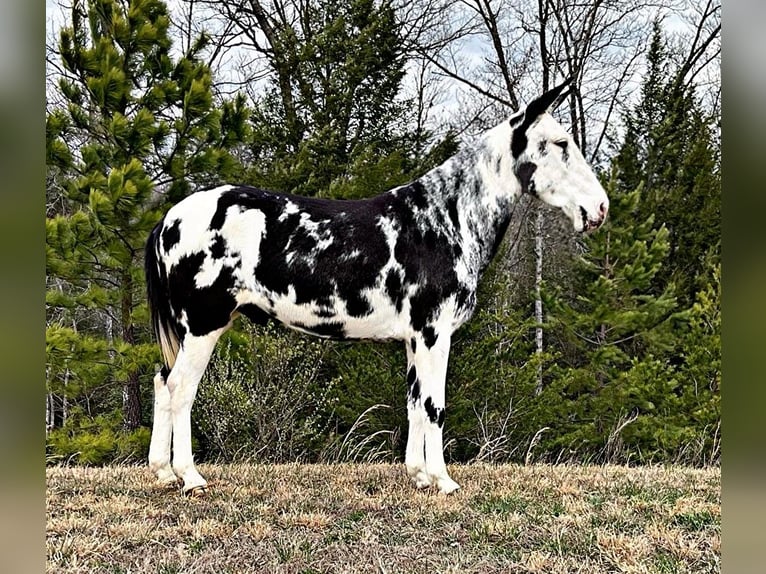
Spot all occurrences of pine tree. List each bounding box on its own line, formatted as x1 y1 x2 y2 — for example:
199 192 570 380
242 0 413 198
616 21 721 308
555 21 722 463
46 0 247 447
541 175 681 460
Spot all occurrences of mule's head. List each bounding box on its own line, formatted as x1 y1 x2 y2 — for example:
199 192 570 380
511 80 609 233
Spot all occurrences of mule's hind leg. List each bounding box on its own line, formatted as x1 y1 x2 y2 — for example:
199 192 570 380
148 368 177 485
404 332 460 494
167 330 226 495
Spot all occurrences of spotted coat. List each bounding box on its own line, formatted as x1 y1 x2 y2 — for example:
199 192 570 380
145 80 609 495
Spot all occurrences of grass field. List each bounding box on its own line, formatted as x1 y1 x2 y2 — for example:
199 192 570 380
46 463 720 573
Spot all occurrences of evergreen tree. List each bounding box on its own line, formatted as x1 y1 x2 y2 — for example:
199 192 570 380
540 175 682 460
242 0 415 198
550 21 723 463
673 260 720 464
615 21 721 307
46 0 247 451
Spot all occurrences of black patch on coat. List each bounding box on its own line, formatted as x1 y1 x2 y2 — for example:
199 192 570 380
408 181 429 209
410 337 417 353
511 121 531 159
385 269 404 313
210 234 227 259
209 191 246 231
237 303 273 326
160 365 170 381
538 140 547 156
409 380 421 403
424 397 445 427
516 162 538 196
168 252 238 336
161 219 181 252
422 326 437 350
451 167 465 197
345 292 372 317
424 228 438 250
455 286 473 311
409 286 440 332
407 365 417 386
446 196 460 231
424 397 436 423
315 306 337 319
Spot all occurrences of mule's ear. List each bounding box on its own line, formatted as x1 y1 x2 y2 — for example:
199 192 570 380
511 78 573 158
550 78 572 111
525 78 572 119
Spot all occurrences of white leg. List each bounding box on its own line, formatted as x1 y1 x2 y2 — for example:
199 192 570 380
168 331 223 494
404 333 460 494
405 355 429 488
424 417 460 494
405 415 429 487
148 369 177 485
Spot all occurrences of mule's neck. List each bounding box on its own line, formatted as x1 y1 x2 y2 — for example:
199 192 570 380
417 120 522 276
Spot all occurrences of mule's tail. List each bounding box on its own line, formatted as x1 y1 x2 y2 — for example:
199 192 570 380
145 221 181 370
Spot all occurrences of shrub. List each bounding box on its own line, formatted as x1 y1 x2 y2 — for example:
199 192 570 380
193 322 338 462
46 407 151 465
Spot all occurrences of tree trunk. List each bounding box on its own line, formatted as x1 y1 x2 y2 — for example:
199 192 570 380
248 0 303 153
534 207 544 395
121 269 141 430
534 3 550 397
46 392 54 434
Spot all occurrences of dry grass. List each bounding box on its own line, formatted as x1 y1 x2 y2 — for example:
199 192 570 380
46 463 720 573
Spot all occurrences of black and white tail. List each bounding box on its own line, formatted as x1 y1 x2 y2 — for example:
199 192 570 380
145 220 181 370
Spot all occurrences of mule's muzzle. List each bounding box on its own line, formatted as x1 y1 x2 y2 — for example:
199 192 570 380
580 202 608 233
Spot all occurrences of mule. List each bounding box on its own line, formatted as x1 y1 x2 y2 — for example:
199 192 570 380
144 79 608 495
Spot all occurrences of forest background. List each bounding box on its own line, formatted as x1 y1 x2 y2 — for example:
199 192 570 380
44 0 721 468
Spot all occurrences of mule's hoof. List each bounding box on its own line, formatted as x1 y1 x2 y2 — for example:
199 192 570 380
412 471 432 490
151 465 179 486
183 485 209 498
436 477 461 495
155 470 179 487
157 477 180 489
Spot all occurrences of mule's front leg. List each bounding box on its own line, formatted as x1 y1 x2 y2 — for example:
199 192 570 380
148 369 177 485
423 406 460 494
404 333 460 494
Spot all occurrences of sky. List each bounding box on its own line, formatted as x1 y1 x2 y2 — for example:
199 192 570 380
45 0 719 158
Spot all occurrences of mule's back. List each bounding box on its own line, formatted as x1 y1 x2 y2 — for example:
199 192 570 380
152 184 466 342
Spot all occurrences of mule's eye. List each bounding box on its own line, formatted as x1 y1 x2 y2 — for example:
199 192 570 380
553 139 568 150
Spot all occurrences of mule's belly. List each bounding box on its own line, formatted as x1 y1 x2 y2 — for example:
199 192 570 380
236 289 409 342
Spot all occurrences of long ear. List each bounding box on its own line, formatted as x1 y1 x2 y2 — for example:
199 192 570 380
550 79 572 111
511 78 572 158
526 78 572 118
